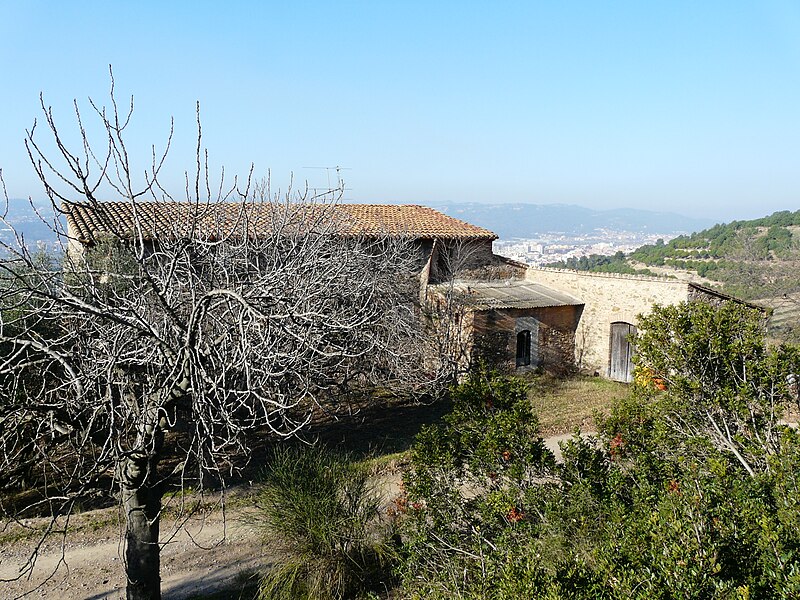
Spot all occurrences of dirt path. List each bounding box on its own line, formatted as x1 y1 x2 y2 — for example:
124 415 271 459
1 469 407 600
0 500 265 600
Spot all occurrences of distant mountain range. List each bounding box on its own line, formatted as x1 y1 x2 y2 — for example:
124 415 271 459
0 198 715 246
428 202 715 239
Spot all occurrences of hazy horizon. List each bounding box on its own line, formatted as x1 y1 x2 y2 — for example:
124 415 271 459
0 195 733 233
2 2 799 223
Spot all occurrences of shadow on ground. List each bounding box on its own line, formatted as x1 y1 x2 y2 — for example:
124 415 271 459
309 396 453 456
163 565 261 600
236 395 453 482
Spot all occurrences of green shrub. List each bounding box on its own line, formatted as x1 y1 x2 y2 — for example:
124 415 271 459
396 307 800 599
400 369 556 598
249 445 396 600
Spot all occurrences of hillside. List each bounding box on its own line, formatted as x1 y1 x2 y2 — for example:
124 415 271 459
548 209 800 341
627 209 800 301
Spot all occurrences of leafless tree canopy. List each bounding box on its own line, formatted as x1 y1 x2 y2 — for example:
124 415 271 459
0 72 430 599
1 199 421 477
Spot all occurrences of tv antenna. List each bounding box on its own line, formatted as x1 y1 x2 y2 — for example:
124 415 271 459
302 165 352 189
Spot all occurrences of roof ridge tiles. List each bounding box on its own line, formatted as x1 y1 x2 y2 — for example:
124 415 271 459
62 201 498 243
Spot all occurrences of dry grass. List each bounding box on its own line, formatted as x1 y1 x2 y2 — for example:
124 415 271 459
524 373 629 435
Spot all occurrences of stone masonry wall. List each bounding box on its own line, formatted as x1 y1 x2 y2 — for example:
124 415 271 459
471 305 583 375
525 268 691 376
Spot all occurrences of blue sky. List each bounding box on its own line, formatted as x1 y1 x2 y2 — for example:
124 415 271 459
1 1 799 221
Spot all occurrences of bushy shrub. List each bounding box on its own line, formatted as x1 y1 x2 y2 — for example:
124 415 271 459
400 369 556 598
249 445 396 600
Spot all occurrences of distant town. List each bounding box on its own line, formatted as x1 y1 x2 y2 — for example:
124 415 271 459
493 229 677 266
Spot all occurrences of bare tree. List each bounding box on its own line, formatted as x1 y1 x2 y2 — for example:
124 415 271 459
0 75 426 599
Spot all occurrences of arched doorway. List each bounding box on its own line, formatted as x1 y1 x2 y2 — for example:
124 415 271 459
514 317 539 370
516 330 532 367
609 322 636 382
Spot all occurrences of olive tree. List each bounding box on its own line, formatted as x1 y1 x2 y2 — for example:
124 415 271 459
0 77 428 599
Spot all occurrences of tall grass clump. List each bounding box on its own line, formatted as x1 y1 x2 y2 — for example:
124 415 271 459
251 445 396 600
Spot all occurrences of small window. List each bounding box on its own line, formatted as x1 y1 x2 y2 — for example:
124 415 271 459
516 330 531 367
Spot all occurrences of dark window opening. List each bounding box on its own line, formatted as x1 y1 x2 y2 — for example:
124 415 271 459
516 330 531 367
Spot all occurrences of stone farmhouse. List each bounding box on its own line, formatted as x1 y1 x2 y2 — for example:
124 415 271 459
62 201 742 382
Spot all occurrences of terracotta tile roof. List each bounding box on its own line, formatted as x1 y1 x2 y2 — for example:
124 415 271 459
63 202 497 243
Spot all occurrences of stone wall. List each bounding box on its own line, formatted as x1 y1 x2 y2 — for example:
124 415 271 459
471 304 583 375
525 268 691 375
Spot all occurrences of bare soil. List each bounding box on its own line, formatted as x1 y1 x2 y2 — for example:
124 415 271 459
0 382 616 599
0 397 443 600
0 494 265 599
1 471 407 600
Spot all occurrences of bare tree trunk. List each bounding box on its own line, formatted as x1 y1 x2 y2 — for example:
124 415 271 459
121 454 163 600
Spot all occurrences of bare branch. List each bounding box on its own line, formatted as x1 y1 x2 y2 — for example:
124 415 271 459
1 77 435 599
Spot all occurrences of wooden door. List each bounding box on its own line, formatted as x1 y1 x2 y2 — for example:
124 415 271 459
516 330 531 367
609 322 636 382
